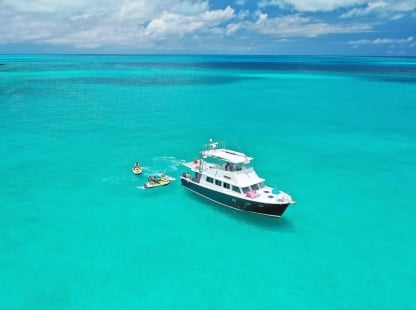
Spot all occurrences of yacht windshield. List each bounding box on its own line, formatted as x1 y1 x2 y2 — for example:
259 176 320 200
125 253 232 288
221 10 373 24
242 187 250 194
250 184 260 190
249 183 264 190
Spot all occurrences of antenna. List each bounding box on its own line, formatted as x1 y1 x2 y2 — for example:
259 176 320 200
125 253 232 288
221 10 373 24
209 138 218 149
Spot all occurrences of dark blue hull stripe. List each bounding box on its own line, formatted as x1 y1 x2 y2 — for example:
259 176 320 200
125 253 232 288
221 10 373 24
181 178 288 217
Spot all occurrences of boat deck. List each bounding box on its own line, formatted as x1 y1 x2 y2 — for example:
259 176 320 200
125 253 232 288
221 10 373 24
202 148 253 164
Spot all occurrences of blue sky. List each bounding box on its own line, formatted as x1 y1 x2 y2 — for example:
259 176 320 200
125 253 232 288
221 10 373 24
0 0 415 55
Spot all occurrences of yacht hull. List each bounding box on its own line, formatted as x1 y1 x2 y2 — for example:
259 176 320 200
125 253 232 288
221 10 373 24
181 177 289 217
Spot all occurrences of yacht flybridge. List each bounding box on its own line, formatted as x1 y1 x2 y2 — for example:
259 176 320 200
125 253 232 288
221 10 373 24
181 139 294 217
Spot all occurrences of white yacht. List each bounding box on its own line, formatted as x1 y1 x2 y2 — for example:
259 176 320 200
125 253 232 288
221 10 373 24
181 139 295 217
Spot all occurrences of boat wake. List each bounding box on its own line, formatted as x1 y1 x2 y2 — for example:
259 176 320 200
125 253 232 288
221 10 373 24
152 156 186 172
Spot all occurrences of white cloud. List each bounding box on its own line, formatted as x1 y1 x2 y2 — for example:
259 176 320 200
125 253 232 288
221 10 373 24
259 0 416 15
259 0 365 12
258 0 286 9
341 1 387 18
171 0 210 15
390 0 416 11
225 23 241 34
1 0 89 13
348 36 414 47
390 13 404 20
118 0 159 21
341 0 416 18
0 1 235 49
248 13 372 37
0 0 414 54
145 6 234 38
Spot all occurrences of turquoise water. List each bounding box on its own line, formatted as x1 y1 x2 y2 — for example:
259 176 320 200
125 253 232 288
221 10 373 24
1 54 416 309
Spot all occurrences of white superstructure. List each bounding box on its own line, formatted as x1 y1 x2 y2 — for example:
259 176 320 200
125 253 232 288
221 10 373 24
181 140 294 216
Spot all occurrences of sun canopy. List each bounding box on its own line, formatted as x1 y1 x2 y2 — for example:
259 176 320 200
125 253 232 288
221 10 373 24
202 148 253 164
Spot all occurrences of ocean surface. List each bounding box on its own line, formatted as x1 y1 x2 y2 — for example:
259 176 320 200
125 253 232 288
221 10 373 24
1 54 415 309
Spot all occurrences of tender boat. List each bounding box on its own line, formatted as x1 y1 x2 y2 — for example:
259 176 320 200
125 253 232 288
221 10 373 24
181 139 295 217
144 174 174 189
132 162 142 175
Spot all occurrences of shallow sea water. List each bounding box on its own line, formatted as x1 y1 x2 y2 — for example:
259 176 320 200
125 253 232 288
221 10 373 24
1 55 416 309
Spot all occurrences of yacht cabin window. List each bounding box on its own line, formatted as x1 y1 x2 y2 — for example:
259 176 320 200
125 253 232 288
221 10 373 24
223 183 230 190
215 179 222 186
206 176 214 183
225 163 244 171
242 187 250 194
224 162 235 171
232 186 241 193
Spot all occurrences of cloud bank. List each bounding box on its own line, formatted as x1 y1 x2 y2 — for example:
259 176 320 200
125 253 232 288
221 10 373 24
0 0 415 54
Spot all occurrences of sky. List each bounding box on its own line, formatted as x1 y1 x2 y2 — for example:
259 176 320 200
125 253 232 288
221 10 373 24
0 0 415 55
